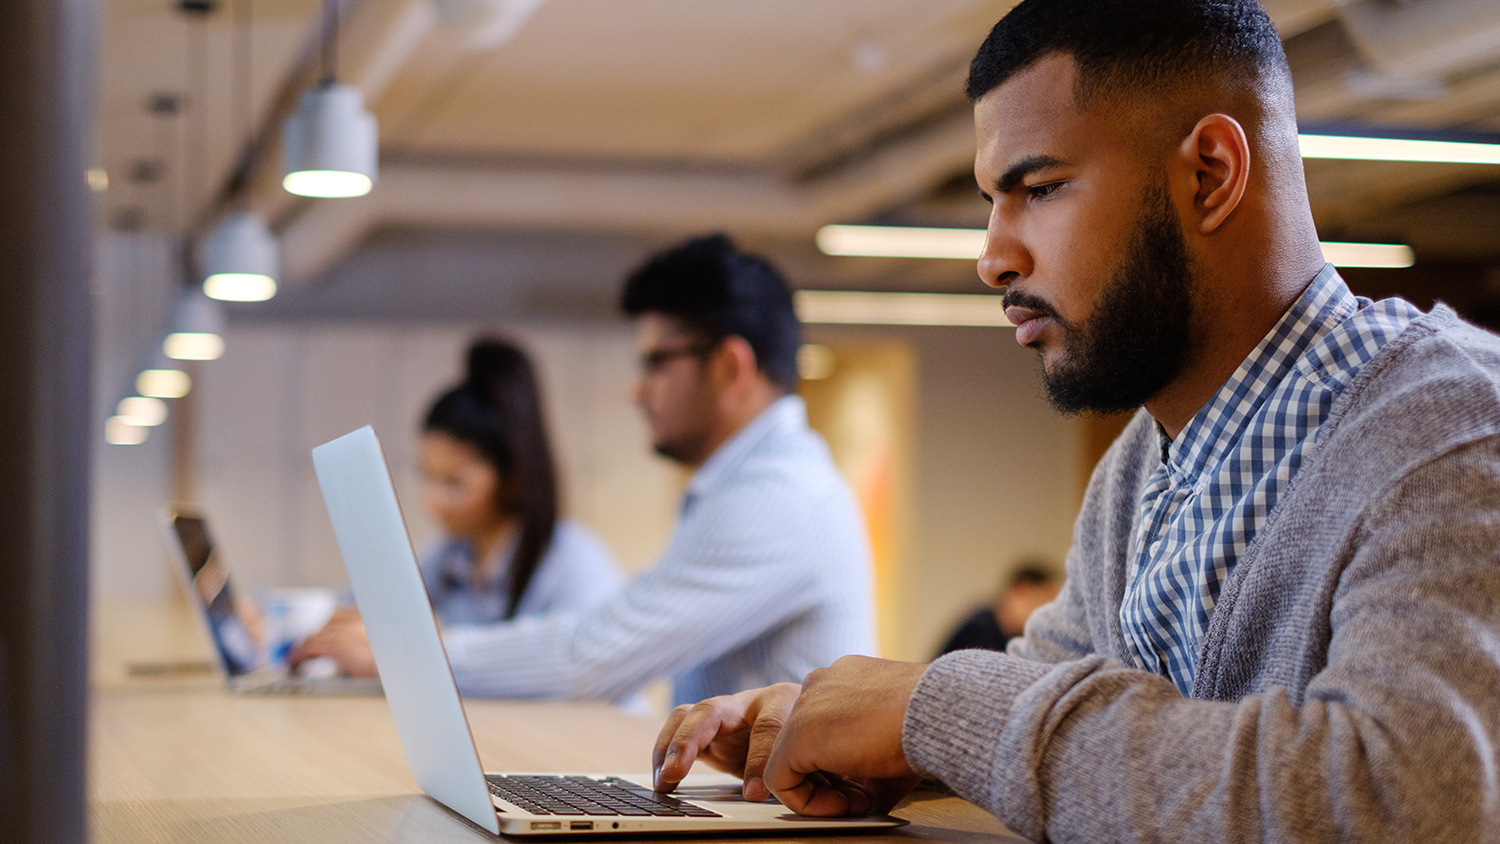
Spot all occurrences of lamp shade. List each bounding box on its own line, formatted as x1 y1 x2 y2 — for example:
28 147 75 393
116 396 168 427
105 417 150 446
164 291 226 361
282 81 378 198
202 210 279 301
136 368 191 398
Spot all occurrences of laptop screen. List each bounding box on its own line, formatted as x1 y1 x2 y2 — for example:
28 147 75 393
170 513 261 676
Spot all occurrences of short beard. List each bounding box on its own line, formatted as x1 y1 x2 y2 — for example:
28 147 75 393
653 435 707 466
1008 182 1197 416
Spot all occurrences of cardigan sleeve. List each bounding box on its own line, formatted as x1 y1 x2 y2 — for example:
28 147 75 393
901 433 1500 843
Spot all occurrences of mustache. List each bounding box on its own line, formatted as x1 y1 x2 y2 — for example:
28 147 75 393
1001 288 1060 321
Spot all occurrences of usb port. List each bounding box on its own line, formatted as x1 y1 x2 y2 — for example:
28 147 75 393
570 822 594 830
530 822 561 830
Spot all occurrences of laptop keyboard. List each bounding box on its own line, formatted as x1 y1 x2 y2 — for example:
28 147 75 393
486 775 721 817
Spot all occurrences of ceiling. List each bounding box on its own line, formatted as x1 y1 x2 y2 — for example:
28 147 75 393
97 0 1500 321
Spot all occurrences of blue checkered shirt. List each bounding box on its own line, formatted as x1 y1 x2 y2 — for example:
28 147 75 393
1119 265 1420 695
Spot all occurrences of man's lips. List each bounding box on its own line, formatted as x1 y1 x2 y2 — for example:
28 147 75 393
1006 306 1053 346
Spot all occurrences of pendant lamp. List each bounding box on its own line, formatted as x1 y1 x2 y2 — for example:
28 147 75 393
137 367 192 399
202 0 280 301
164 291 226 361
137 348 192 398
282 1 378 198
202 209 279 301
282 81 378 197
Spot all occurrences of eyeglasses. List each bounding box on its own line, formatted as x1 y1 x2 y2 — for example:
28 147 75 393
638 343 714 375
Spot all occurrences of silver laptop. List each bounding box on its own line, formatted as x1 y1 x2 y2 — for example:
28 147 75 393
158 504 382 696
311 425 906 837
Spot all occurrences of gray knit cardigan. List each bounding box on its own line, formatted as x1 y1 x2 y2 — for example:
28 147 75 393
902 305 1500 843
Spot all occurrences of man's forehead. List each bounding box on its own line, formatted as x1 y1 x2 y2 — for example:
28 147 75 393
636 312 694 345
972 54 1088 180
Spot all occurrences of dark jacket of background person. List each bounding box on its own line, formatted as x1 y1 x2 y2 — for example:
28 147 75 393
936 567 1058 657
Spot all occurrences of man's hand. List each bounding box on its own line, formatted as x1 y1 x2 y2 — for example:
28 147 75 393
288 608 378 677
654 683 801 801
651 655 928 816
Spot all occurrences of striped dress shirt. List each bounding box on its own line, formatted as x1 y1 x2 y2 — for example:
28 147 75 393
442 395 877 705
1120 265 1419 694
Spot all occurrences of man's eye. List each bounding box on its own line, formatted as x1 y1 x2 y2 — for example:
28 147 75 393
1028 181 1063 199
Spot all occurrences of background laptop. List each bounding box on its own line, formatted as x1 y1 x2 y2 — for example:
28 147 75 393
311 425 906 837
158 504 382 696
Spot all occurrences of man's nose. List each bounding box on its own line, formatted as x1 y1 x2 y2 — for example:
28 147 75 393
977 208 1030 289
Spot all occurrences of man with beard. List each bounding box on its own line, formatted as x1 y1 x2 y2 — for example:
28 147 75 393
298 234 876 705
649 1 1500 841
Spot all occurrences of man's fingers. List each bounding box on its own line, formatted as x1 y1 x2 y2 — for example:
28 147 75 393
740 683 798 802
652 694 751 792
651 705 692 783
761 704 869 817
765 771 874 817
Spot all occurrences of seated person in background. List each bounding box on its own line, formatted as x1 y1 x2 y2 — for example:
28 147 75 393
296 338 622 675
936 563 1059 657
418 339 621 622
650 2 1500 840
301 233 876 705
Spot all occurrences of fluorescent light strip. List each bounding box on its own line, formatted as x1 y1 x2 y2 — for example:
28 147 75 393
816 225 1413 268
1298 134 1500 165
818 225 983 260
796 290 1011 327
1320 241 1414 268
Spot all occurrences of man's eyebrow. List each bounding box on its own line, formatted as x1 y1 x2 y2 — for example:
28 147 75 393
990 154 1070 195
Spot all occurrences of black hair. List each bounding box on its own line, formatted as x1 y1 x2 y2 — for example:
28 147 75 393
966 0 1290 111
620 233 802 392
423 338 558 619
1009 565 1059 589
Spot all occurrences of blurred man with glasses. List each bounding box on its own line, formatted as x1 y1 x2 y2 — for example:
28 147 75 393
424 233 876 706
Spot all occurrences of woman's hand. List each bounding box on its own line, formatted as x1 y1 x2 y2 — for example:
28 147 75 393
289 608 378 677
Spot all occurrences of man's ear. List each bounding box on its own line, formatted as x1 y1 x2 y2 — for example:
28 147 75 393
1180 113 1250 235
713 336 759 390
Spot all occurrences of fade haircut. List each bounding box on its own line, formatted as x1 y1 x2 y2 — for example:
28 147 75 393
967 0 1292 125
621 233 802 393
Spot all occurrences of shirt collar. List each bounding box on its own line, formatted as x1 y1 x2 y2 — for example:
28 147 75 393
439 535 513 587
1159 263 1357 481
686 394 806 499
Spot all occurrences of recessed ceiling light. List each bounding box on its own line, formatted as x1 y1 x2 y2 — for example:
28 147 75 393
816 225 983 260
795 290 1011 327
1298 133 1500 165
816 225 1415 269
1319 241 1415 268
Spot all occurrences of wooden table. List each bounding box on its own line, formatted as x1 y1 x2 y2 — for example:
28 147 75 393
88 597 1028 843
91 679 1030 843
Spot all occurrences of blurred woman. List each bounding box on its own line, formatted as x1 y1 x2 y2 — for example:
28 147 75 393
418 338 620 622
293 338 620 675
